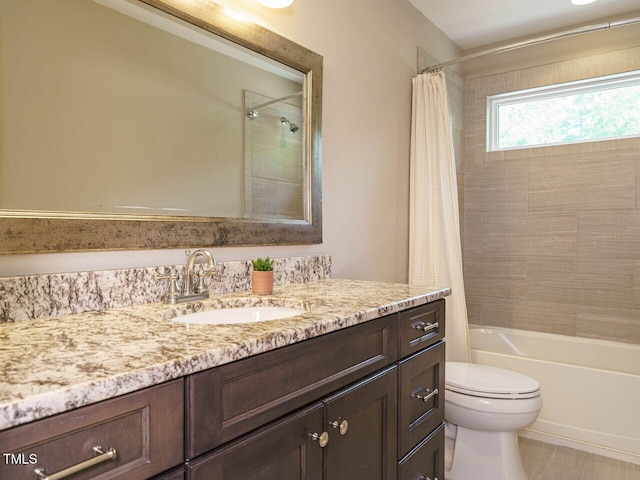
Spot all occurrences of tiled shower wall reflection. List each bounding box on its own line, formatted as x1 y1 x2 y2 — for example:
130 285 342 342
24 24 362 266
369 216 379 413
463 46 640 345
244 91 304 220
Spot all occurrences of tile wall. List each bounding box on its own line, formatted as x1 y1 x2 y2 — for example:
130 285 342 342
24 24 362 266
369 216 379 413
463 46 640 345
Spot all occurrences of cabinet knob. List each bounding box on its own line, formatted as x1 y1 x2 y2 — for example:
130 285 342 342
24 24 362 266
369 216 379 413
330 419 349 435
310 431 329 447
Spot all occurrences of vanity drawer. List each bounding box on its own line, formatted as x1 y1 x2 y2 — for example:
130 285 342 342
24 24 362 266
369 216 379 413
0 380 184 480
398 424 444 480
399 300 445 358
186 314 398 458
398 341 445 458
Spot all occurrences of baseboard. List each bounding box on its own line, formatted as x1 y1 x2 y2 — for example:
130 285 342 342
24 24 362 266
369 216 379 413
520 428 640 466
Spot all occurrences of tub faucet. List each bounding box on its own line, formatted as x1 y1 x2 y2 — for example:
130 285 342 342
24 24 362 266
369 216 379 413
156 249 217 304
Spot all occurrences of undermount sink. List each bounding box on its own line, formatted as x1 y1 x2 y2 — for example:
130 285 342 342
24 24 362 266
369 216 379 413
170 306 306 325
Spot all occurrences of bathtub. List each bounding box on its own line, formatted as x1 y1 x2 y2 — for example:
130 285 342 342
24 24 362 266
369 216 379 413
469 326 640 465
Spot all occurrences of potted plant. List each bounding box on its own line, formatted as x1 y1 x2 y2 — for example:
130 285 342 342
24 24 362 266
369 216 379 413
251 257 275 295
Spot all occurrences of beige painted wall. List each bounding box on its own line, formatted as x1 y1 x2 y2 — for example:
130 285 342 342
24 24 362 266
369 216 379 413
0 0 460 280
463 46 640 345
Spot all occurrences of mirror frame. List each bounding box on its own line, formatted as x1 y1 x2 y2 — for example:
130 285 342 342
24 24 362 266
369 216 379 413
0 0 322 254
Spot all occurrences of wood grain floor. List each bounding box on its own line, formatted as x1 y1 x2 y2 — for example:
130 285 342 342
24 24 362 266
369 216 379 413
520 438 640 480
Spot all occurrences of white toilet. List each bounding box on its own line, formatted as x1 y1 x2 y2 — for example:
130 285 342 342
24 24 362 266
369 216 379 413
444 362 542 480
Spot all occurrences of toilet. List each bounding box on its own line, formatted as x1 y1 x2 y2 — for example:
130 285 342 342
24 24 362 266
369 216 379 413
444 362 542 480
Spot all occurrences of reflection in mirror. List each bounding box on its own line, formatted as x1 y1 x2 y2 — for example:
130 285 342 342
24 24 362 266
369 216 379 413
0 0 322 253
244 90 304 219
1 0 305 219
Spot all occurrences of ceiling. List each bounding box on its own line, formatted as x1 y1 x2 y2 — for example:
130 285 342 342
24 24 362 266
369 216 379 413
409 0 640 50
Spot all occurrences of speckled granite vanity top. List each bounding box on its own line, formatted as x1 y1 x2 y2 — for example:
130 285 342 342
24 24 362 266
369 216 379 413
0 279 449 431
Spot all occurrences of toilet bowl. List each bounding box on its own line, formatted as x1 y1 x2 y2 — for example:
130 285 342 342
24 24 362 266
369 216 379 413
444 362 542 480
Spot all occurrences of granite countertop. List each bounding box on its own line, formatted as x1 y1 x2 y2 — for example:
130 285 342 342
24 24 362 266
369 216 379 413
0 279 449 431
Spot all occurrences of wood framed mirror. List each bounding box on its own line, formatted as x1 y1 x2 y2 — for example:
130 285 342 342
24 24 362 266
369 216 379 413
0 0 322 253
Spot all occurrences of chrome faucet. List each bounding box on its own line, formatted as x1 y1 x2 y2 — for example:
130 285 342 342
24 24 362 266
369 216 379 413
184 249 217 296
156 249 217 304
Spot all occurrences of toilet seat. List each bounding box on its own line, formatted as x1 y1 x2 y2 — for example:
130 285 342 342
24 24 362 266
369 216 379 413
446 362 540 399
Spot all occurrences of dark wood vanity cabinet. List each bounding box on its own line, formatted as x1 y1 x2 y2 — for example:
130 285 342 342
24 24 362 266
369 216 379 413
0 299 445 480
186 299 445 480
188 367 397 480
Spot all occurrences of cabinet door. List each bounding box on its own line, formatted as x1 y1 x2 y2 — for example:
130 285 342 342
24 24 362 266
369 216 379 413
188 403 324 480
398 425 444 480
324 366 398 480
398 341 445 458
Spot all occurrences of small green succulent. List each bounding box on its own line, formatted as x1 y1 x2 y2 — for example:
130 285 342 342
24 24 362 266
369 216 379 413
251 257 275 271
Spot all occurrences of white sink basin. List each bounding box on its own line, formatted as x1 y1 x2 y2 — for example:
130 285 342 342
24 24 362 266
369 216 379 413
171 306 306 325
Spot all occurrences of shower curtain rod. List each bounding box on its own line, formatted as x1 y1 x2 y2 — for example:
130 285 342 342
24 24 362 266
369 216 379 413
421 15 640 73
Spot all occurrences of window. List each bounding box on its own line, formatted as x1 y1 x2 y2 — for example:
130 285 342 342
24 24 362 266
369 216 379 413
487 70 640 151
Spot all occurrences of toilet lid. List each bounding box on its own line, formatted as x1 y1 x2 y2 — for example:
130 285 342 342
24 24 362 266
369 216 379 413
445 362 540 399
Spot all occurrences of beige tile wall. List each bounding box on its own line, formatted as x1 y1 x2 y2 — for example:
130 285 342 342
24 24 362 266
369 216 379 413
449 72 466 229
463 46 640 345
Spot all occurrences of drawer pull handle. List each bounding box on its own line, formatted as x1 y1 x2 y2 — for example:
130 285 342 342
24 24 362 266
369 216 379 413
417 476 437 480
34 446 117 480
413 388 439 403
412 321 439 333
330 419 349 435
310 431 329 447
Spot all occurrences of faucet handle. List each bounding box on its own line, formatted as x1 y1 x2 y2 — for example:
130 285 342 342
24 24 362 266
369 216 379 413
194 263 219 294
193 266 216 293
155 270 180 304
194 271 208 294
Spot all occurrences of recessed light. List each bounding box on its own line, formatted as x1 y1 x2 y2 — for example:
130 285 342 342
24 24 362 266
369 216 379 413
571 0 598 5
258 0 293 8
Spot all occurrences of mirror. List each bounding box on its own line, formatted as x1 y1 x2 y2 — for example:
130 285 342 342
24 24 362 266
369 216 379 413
0 0 322 253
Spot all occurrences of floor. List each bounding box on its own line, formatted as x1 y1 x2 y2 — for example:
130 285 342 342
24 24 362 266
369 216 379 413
520 437 640 480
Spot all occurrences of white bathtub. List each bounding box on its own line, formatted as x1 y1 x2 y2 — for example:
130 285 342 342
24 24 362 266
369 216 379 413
469 326 640 465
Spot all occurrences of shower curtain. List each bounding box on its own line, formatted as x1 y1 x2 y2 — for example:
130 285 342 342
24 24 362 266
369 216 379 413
409 71 470 362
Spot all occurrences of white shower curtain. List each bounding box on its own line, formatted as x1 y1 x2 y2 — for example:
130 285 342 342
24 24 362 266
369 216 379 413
409 71 470 362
